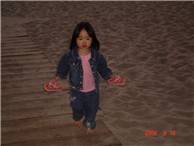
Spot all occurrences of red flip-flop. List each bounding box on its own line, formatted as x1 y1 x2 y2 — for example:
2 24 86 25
108 75 126 86
44 78 63 92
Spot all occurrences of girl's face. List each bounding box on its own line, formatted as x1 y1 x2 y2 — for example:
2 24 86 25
76 29 92 50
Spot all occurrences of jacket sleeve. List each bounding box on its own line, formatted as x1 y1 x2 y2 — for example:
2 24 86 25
97 53 113 80
56 53 70 79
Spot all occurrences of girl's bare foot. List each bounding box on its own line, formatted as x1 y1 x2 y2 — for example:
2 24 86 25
74 121 82 128
86 128 95 134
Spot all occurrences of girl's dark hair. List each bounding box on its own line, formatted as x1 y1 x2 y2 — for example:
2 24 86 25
69 21 100 51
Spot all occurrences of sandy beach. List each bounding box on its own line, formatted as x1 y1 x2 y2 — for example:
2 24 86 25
2 1 194 146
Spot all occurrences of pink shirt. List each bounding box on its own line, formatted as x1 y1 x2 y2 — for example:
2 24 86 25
80 53 96 92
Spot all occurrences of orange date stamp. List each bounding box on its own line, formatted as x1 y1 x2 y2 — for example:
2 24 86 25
144 129 176 137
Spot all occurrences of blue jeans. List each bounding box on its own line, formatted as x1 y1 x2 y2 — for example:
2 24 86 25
69 89 99 129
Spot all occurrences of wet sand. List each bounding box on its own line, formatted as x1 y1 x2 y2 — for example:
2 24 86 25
2 1 194 146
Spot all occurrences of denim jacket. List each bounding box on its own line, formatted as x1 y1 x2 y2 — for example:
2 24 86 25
56 49 112 92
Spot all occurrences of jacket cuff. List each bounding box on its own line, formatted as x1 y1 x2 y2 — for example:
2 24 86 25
104 72 113 80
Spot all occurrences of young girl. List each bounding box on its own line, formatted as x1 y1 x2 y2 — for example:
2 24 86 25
56 22 119 134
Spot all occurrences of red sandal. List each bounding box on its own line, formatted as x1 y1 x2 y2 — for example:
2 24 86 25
44 78 64 92
108 75 126 86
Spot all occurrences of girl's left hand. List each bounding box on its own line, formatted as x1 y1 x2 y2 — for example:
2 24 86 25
108 75 126 86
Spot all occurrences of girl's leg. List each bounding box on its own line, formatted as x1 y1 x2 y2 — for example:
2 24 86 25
72 109 84 122
73 109 83 128
70 91 84 125
83 91 99 131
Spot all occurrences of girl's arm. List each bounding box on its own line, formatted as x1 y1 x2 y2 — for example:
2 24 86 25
97 53 126 86
97 53 113 80
55 53 70 90
56 53 70 79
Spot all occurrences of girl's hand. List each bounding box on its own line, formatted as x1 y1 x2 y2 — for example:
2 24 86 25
107 75 126 86
44 77 70 92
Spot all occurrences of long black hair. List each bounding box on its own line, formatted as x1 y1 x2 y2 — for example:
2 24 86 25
69 22 100 51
